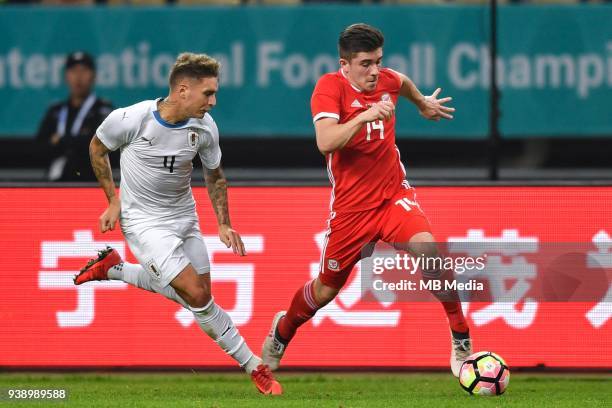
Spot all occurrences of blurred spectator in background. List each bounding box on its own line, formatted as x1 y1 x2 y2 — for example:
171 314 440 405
36 52 113 181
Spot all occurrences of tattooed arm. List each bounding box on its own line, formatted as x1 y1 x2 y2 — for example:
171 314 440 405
90 135 120 233
205 165 230 226
205 165 245 256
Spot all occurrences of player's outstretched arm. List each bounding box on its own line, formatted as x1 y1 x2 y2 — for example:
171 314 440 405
396 71 455 121
204 165 246 256
89 135 120 233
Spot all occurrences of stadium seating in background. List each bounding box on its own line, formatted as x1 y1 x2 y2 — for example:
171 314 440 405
301 0 363 4
528 0 580 4
106 0 166 5
382 0 511 4
382 0 446 4
258 0 301 5
176 0 242 5
40 0 95 4
10 0 608 5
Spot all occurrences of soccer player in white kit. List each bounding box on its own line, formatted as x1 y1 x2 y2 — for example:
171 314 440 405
74 53 282 395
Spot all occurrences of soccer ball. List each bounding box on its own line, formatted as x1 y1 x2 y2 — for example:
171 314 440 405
458 351 510 396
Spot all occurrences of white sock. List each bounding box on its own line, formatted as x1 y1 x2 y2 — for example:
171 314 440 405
109 264 258 372
189 298 259 373
108 262 188 308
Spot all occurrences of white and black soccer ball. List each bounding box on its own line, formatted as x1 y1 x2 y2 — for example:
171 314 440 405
458 351 510 396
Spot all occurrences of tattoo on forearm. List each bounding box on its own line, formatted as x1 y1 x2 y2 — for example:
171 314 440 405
206 169 230 226
90 147 116 202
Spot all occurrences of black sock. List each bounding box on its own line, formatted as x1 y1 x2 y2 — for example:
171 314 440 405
451 329 470 340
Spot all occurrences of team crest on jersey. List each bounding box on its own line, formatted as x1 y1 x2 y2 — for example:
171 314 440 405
187 130 199 149
381 93 391 102
327 259 340 271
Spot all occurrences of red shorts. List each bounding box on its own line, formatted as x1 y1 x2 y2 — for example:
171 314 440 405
319 187 431 290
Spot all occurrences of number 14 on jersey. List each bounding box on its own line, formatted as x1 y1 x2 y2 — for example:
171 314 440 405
366 120 384 141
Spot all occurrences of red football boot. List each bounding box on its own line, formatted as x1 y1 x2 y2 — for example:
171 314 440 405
251 364 283 395
73 247 122 285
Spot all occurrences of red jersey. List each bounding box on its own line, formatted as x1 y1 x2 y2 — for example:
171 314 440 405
311 68 408 213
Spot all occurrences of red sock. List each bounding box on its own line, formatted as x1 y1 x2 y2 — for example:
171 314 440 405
441 301 469 334
431 268 470 334
276 280 320 343
440 269 470 333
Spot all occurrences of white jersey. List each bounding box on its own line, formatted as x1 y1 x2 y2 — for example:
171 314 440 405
96 99 221 228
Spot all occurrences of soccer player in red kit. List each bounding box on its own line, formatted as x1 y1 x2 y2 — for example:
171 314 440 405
262 23 472 377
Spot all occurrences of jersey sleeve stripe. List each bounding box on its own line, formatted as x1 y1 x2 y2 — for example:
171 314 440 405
313 112 340 123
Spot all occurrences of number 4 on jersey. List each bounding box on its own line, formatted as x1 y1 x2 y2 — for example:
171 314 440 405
366 120 384 141
163 155 176 173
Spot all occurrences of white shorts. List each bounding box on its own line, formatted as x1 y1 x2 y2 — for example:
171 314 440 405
122 217 210 289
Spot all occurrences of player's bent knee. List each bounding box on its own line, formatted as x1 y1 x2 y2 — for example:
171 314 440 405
407 238 438 260
408 232 435 244
183 286 211 308
313 278 340 306
422 267 444 280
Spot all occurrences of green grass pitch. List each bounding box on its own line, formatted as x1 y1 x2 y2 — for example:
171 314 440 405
0 372 609 407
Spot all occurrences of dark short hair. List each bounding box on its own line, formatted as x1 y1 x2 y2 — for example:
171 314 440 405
169 53 220 88
338 23 384 61
65 51 96 72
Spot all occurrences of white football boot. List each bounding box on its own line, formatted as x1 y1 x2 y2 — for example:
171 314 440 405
262 311 287 371
450 333 472 377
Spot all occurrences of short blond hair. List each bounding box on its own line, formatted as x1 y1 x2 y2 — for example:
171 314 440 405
169 52 220 88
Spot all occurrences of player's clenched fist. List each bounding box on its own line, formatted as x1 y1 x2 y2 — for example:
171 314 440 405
99 200 120 233
360 101 395 123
